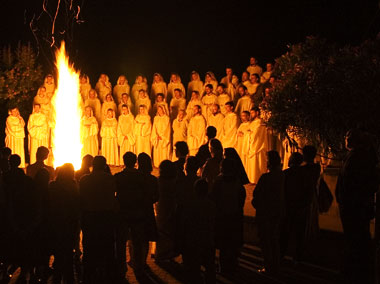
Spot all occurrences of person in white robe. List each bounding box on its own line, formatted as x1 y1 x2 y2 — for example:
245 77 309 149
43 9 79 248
187 105 206 156
220 67 238 100
172 110 188 146
43 74 56 99
84 89 102 125
215 84 231 115
220 101 238 148
152 93 170 117
245 73 261 96
117 93 134 116
33 86 52 122
27 104 49 165
100 109 119 166
95 73 112 102
113 75 131 105
79 75 92 102
131 75 148 105
151 106 171 168
81 106 99 158
201 84 218 124
241 71 250 87
134 105 152 157
117 105 135 162
135 89 152 116
150 73 167 102
236 111 251 171
203 72 218 95
5 108 25 168
187 71 203 101
169 89 186 121
208 104 224 140
246 107 268 184
101 94 117 122
235 85 253 115
261 63 273 83
167 73 186 104
186 90 203 119
246 57 263 76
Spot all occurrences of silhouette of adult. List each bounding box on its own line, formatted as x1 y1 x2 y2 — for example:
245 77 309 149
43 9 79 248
336 129 379 284
196 126 216 168
75 154 94 182
280 152 307 260
252 151 285 275
201 138 224 191
181 179 216 284
48 163 80 284
79 155 118 283
3 154 40 282
26 146 55 180
155 160 178 262
211 158 246 276
137 153 159 268
173 141 189 178
115 152 150 280
0 147 11 174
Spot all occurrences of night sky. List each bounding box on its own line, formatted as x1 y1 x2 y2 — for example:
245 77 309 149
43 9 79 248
1 0 379 85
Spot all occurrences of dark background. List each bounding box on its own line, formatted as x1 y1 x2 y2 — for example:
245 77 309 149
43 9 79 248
1 0 379 86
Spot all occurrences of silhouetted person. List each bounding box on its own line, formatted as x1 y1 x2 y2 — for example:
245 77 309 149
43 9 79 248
211 158 246 276
252 151 285 275
115 152 149 280
181 179 216 284
26 146 55 180
336 129 379 284
280 152 307 260
173 141 189 178
224 147 250 186
0 147 11 174
48 163 80 284
137 153 159 268
4 154 40 282
196 126 216 168
155 160 178 262
33 168 51 281
201 138 223 191
75 154 94 182
79 156 118 283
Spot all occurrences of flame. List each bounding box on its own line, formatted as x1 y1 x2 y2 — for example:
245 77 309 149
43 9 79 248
51 42 83 170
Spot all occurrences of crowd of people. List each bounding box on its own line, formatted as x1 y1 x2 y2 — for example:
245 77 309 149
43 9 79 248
5 57 279 184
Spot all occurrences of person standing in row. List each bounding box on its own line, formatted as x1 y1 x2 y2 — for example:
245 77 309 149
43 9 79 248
113 75 130 105
117 105 135 162
187 71 203 101
100 109 119 166
187 105 206 156
81 106 99 158
5 108 25 168
151 106 171 168
134 105 152 157
28 104 49 165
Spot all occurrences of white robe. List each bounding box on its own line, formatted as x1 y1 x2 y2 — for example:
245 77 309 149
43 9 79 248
169 97 186 121
95 81 112 102
84 98 102 125
100 118 119 166
247 119 268 184
81 116 99 158
172 118 188 145
113 84 131 105
187 115 206 156
101 101 117 122
150 82 167 100
5 115 26 168
117 113 135 161
236 121 251 171
151 115 171 168
208 113 224 140
201 94 218 124
131 82 148 105
135 97 152 116
134 114 152 157
152 102 170 117
27 112 49 165
217 93 231 116
220 112 238 148
235 95 253 115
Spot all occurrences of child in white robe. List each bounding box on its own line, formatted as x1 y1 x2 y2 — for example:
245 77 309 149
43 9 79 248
172 110 188 146
113 75 131 105
95 73 112 102
187 105 207 156
134 105 152 157
81 106 99 158
167 73 186 103
117 105 135 161
135 90 152 116
186 91 203 120
101 94 117 122
100 109 119 166
152 93 169 117
150 73 167 101
169 89 186 121
151 106 171 168
84 89 102 125
131 75 148 105
187 71 203 101
117 93 134 116
79 75 92 102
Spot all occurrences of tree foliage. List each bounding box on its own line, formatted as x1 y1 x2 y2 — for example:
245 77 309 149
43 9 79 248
264 36 380 156
0 43 43 116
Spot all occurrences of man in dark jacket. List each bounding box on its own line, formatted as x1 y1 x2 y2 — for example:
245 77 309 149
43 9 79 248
336 129 379 284
115 152 150 280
